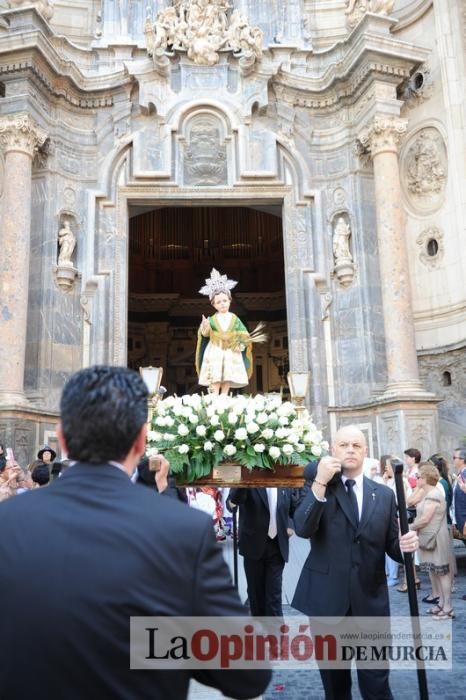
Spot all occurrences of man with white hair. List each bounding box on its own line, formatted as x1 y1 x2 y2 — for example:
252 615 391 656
292 424 419 700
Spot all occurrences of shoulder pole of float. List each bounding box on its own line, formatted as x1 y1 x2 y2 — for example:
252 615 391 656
232 504 238 588
393 459 429 700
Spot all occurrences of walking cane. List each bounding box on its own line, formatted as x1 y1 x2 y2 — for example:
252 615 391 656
393 459 429 700
232 504 239 588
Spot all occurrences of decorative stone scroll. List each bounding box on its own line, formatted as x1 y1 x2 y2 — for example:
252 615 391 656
0 113 47 158
345 0 395 30
356 116 407 158
7 0 54 21
145 0 263 67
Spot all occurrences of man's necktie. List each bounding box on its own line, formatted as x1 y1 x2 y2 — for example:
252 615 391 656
346 479 359 525
266 488 278 539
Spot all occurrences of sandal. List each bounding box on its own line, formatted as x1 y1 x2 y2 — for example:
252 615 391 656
396 580 421 593
433 608 455 620
422 595 439 604
426 605 443 615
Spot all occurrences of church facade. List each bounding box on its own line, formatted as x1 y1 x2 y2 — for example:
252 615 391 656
0 0 465 466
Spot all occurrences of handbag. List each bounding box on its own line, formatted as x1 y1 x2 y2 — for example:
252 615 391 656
418 529 438 551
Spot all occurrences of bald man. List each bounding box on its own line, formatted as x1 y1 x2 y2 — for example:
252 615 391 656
292 425 418 700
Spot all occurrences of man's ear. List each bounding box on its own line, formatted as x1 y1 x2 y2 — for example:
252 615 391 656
56 423 68 456
133 423 148 459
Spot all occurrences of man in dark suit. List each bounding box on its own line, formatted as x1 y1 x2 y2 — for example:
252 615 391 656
228 487 297 617
0 366 271 700
292 425 419 700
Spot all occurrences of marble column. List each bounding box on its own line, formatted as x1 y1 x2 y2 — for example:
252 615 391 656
0 113 47 405
358 116 424 395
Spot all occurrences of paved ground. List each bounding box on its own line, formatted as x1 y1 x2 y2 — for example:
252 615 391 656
189 536 466 699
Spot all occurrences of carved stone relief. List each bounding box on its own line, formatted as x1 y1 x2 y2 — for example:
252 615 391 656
402 127 447 213
416 226 444 269
183 116 228 186
145 0 263 67
345 0 395 30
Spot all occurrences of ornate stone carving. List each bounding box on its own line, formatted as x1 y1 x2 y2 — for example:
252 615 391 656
345 0 395 30
332 216 355 287
0 114 47 158
183 118 227 186
398 66 434 110
145 0 263 67
416 226 444 269
321 293 333 321
7 0 54 22
406 130 446 196
357 117 408 159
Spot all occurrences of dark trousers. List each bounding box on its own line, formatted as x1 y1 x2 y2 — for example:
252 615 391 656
243 536 285 617
316 608 393 700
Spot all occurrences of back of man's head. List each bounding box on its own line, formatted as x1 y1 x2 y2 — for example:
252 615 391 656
32 462 50 486
60 366 148 464
404 447 421 464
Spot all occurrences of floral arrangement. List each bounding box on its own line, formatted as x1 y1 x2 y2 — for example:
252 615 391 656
147 393 329 481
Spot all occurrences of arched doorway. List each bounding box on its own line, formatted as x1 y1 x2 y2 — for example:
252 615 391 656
127 205 288 395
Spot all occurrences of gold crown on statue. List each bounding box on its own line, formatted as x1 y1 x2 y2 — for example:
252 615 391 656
199 268 238 300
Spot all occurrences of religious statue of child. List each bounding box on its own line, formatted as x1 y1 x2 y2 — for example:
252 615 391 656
195 268 266 395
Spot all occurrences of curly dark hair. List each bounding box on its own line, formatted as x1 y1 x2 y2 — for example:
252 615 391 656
60 366 148 463
31 463 50 486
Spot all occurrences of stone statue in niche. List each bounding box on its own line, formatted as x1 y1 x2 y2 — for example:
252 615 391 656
406 131 446 196
145 0 263 67
332 217 355 287
57 220 76 267
345 0 395 30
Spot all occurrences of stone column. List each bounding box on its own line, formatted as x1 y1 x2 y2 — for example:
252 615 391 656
358 116 424 395
0 113 47 405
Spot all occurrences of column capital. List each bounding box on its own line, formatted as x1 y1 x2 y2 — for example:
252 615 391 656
0 113 47 158
356 116 408 159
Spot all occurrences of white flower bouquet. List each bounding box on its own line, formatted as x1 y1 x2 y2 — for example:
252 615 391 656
147 393 329 482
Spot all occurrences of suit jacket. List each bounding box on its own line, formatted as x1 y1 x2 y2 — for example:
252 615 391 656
292 475 403 619
454 479 466 530
0 464 271 700
228 487 297 562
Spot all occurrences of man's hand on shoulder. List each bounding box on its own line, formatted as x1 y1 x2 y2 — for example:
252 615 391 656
315 456 341 487
151 455 170 493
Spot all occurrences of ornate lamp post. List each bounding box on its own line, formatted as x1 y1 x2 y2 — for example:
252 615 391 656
139 366 165 424
287 371 310 417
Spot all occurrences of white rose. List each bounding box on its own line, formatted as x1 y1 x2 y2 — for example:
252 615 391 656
269 446 281 460
147 430 161 442
228 412 239 425
261 428 274 440
282 443 294 456
296 443 306 452
181 406 191 418
206 405 216 418
196 425 207 437
278 416 289 426
210 414 220 427
256 412 268 425
214 430 225 442
188 414 199 424
234 427 248 441
223 444 237 457
163 396 175 408
254 443 265 453
173 405 183 417
164 416 175 428
204 441 214 451
275 427 289 440
163 432 174 441
178 424 189 436
246 422 260 434
287 432 300 445
311 445 323 457
154 416 166 427
178 444 189 454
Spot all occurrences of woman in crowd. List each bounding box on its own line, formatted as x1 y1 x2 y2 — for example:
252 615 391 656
410 462 454 619
429 453 457 592
0 462 22 501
